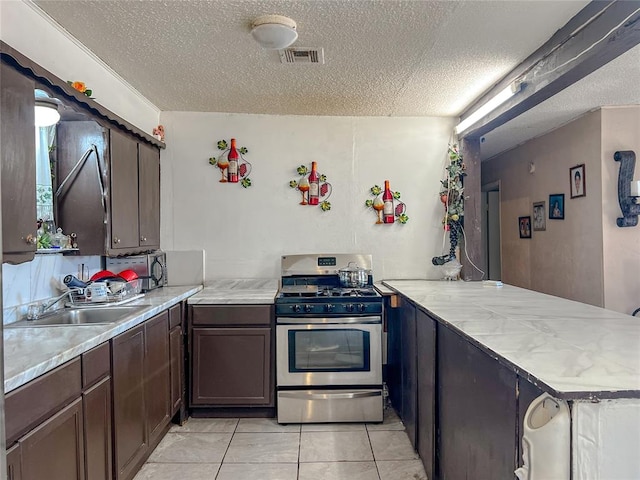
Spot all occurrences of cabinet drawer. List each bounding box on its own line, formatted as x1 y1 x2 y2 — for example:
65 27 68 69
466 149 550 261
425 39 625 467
82 342 111 388
191 305 272 326
5 358 82 446
169 303 182 329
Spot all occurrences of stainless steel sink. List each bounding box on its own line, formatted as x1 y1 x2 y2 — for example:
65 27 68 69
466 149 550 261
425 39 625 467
7 305 148 327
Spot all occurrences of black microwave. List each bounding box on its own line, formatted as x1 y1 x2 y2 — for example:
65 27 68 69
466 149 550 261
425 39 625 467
106 251 167 291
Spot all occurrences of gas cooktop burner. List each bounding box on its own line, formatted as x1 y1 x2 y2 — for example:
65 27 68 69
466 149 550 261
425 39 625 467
279 287 379 298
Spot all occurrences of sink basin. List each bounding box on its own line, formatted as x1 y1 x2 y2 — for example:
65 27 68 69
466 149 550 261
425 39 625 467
7 306 148 327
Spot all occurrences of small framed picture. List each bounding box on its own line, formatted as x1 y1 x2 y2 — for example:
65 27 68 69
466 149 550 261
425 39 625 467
570 164 586 198
532 202 546 231
519 216 532 238
549 194 565 219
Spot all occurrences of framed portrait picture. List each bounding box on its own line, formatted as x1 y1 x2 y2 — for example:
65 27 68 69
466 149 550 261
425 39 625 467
549 193 565 219
518 216 532 238
570 164 586 198
532 201 546 231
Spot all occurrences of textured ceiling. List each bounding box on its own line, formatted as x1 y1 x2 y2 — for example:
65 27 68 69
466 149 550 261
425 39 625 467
32 0 638 160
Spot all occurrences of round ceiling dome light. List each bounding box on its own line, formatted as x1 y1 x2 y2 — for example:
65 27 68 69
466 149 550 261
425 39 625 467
251 14 298 50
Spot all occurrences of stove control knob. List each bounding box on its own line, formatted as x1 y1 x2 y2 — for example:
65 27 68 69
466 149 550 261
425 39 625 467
304 304 313 313
293 305 301 313
345 304 354 312
357 303 366 312
325 304 334 313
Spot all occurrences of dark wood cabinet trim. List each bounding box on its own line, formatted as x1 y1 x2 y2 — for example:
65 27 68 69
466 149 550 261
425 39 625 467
6 443 22 480
83 377 112 480
0 41 164 149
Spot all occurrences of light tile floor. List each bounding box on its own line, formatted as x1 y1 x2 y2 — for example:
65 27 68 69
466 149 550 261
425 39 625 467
134 407 428 480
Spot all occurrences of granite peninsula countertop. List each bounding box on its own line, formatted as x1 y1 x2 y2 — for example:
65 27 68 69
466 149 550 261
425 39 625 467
187 279 279 305
4 285 202 393
382 280 640 400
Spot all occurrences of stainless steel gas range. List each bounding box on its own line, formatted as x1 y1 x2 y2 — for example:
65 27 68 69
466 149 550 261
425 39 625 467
275 253 384 424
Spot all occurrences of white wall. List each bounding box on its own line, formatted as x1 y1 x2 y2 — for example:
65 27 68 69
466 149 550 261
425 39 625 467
159 112 455 281
601 107 640 315
0 0 160 134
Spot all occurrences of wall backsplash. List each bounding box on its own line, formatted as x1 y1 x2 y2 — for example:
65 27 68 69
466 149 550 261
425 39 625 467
2 254 101 324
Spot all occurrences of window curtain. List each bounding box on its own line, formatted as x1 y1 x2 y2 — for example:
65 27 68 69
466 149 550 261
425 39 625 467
35 125 56 222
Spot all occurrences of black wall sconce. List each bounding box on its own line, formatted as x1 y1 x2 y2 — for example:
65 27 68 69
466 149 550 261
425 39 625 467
614 150 640 227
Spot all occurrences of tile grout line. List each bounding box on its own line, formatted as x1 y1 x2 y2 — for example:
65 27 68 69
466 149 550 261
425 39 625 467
366 423 383 480
214 418 240 479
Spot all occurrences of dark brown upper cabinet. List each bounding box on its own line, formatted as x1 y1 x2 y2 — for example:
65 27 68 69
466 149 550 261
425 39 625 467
1 62 37 264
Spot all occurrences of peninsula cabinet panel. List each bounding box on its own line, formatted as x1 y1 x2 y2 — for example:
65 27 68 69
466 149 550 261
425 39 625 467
399 298 417 449
83 377 112 480
1 62 36 263
416 309 436 480
109 128 140 251
20 398 85 480
111 324 147 480
144 311 170 447
192 327 272 405
169 324 184 415
436 324 518 480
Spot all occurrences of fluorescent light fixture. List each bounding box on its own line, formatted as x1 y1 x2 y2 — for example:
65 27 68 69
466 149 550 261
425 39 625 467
35 98 60 127
251 14 298 50
455 81 522 135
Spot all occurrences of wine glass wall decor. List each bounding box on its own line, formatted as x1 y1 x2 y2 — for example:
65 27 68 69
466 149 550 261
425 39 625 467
289 162 332 211
365 181 409 224
208 138 253 187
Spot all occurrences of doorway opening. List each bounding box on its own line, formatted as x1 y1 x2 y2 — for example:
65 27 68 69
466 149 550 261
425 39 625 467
481 182 501 281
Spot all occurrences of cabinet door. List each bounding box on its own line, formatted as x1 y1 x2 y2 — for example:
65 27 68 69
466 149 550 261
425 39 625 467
20 398 85 480
138 142 160 249
400 298 417 449
437 324 517 480
6 443 22 480
112 325 147 480
83 377 112 480
385 297 402 413
192 327 271 405
1 63 36 263
416 309 436 480
169 325 183 415
145 311 170 447
109 129 139 250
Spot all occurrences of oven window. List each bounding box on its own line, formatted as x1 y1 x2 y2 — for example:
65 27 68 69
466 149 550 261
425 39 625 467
288 329 371 372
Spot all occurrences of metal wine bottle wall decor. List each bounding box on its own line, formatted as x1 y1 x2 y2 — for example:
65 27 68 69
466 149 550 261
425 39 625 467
365 181 408 224
289 162 332 211
208 138 253 188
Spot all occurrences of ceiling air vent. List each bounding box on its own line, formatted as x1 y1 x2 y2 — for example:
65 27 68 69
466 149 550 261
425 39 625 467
279 48 325 65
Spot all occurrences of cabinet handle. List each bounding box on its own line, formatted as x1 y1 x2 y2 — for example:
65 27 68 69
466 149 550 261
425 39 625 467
113 236 121 244
140 236 147 243
25 234 36 245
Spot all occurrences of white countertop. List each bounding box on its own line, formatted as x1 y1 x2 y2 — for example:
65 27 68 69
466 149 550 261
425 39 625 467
188 279 279 304
382 280 640 399
4 285 202 393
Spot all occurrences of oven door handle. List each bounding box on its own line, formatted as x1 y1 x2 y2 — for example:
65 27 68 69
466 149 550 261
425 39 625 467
279 390 382 400
277 316 381 325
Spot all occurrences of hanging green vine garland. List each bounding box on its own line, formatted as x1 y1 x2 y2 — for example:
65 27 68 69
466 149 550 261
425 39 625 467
440 145 466 257
208 139 253 188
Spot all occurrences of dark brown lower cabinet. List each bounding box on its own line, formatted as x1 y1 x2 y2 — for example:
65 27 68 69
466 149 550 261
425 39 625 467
112 324 147 480
20 398 85 480
399 299 417 449
189 305 274 410
169 324 183 414
83 377 112 480
416 309 436 480
192 327 271 405
145 312 171 446
437 324 518 480
6 442 22 480
112 312 171 480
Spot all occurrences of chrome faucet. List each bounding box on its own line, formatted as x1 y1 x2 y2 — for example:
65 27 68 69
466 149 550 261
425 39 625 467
27 290 77 320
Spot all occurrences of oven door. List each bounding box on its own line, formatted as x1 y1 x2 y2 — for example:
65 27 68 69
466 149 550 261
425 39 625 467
276 318 382 387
